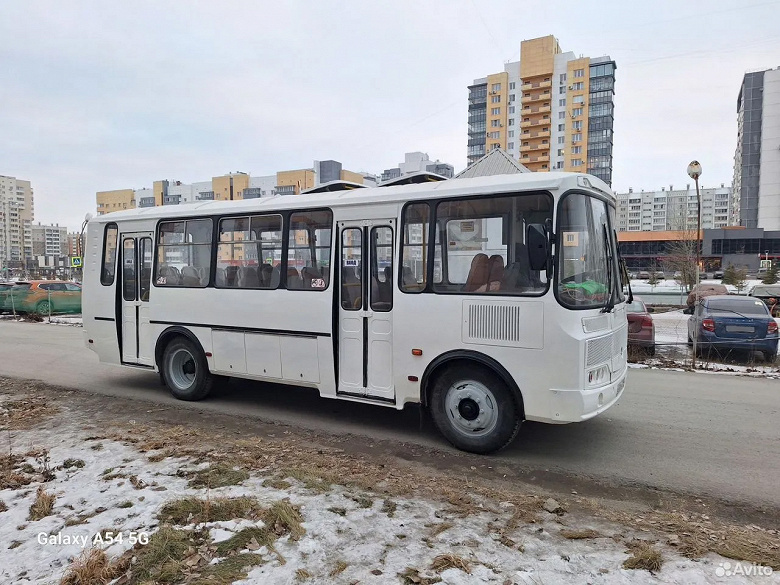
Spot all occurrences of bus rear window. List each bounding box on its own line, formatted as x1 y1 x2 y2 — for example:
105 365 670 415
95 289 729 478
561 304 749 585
101 224 118 286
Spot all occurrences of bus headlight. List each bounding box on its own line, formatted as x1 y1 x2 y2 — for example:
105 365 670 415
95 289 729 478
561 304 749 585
587 365 610 386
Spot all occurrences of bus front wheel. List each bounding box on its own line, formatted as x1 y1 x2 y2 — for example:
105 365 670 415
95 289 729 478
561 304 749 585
162 337 213 401
430 365 521 454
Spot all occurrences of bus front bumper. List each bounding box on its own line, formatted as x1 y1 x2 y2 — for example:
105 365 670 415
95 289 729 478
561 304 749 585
528 369 627 424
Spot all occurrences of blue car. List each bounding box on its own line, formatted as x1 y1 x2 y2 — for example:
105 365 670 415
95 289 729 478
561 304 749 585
687 295 779 362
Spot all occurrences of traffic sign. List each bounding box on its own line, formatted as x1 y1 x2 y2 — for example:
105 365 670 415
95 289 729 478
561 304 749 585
71 257 83 268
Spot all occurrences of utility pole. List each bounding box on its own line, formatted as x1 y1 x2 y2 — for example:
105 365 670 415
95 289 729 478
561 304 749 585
687 161 702 369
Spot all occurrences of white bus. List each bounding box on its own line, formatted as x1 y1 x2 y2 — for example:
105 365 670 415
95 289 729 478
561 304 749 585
83 172 628 453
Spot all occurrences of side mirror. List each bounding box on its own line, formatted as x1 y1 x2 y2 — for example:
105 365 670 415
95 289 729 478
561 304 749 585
647 307 655 313
683 306 694 315
527 224 549 271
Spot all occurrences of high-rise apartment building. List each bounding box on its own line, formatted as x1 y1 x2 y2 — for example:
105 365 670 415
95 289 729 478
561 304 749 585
0 175 34 269
467 35 616 185
31 223 68 256
732 67 780 229
616 185 733 232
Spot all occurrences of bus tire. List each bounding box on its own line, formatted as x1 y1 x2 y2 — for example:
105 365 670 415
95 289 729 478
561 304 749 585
162 337 213 401
430 365 520 454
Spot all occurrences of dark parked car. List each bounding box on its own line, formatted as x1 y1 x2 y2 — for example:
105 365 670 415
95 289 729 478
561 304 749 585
686 283 728 308
686 295 778 362
626 297 655 355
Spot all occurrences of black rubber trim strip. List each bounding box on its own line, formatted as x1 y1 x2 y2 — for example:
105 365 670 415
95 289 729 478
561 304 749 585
149 320 330 338
94 316 115 322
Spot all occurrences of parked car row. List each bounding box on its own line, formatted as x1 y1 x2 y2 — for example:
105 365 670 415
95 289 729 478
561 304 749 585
0 281 82 314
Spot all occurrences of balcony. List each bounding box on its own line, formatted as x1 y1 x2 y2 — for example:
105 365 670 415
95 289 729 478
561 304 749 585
520 154 551 163
521 79 552 90
521 129 550 138
519 116 549 129
520 143 549 153
520 91 550 104
521 105 551 115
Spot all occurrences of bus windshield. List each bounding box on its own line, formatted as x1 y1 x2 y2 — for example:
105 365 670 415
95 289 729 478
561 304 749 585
557 192 617 309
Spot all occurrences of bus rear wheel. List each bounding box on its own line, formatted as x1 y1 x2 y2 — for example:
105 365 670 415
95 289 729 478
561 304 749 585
430 365 521 454
162 337 213 401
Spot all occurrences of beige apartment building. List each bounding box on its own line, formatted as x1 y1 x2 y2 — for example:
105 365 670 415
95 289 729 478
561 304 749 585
95 162 376 215
468 35 616 185
0 175 35 269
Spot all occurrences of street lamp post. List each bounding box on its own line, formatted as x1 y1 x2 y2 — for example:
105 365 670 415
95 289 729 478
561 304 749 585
77 213 93 282
687 161 702 368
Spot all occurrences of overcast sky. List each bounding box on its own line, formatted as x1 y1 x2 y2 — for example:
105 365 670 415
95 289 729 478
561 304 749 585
2 0 779 230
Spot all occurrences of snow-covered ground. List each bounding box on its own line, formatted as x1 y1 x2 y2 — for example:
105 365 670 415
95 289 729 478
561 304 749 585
1 398 774 585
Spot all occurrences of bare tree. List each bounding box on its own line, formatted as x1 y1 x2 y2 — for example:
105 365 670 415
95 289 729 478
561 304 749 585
662 203 700 293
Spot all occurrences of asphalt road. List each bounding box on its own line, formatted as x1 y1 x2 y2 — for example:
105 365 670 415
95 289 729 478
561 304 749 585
0 319 778 510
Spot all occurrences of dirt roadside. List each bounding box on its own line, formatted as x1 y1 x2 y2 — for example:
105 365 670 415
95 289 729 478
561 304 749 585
1 375 778 582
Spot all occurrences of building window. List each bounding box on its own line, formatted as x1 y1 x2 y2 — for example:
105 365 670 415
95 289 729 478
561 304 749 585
571 81 584 90
508 130 514 137
558 112 565 119
491 119 501 127
508 142 514 150
559 73 567 84
558 136 565 144
491 95 501 103
509 82 516 90
509 94 515 102
572 146 582 154
558 124 565 131
509 106 515 114
572 107 583 117
508 119 514 126
559 86 566 94
572 120 583 130
559 99 566 107
573 95 584 104
491 107 500 115
572 133 582 142
557 149 564 156
492 83 501 92
574 69 585 78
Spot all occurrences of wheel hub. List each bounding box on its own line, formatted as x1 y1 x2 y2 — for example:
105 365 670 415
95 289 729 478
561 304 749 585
458 398 480 421
444 380 499 438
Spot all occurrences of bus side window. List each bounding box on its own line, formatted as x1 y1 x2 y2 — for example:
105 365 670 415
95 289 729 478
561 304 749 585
101 224 118 286
400 204 429 292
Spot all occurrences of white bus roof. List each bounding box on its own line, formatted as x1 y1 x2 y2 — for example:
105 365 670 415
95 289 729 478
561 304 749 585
91 172 614 224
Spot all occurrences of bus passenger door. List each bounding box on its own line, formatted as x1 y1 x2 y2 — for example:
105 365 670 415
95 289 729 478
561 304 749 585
337 222 395 401
120 233 154 366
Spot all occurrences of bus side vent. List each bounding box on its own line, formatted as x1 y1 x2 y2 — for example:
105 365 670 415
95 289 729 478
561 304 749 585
586 333 613 367
462 300 544 349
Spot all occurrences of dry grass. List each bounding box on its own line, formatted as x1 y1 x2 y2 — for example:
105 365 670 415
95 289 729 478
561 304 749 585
282 467 336 492
399 567 442 585
126 526 205 584
381 499 397 517
215 527 275 555
59 548 116 585
0 453 34 489
329 560 348 577
430 554 471 574
623 542 663 573
428 522 454 538
0 499 6 513
295 568 312 581
0 391 56 430
191 553 263 585
560 528 601 540
327 506 347 516
62 458 85 469
349 494 374 508
180 463 249 488
28 486 55 520
158 496 261 524
262 478 292 490
263 500 305 541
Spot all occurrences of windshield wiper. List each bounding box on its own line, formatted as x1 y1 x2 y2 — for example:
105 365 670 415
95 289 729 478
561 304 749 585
601 225 614 313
